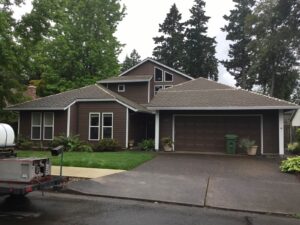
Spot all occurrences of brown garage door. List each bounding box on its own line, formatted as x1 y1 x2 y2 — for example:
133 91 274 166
174 116 261 153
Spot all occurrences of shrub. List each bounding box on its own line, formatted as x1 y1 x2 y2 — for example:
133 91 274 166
51 135 83 152
238 138 255 151
138 139 155 151
76 144 93 152
95 139 119 152
17 136 33 150
280 156 300 173
287 142 300 154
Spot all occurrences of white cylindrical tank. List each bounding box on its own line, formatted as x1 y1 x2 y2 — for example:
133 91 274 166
0 123 15 148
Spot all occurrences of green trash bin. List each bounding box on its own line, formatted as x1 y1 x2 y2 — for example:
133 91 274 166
224 134 238 154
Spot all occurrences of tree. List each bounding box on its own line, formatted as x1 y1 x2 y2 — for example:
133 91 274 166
246 0 300 100
221 0 256 89
17 0 125 96
184 0 218 80
0 0 26 123
121 49 141 72
152 3 185 71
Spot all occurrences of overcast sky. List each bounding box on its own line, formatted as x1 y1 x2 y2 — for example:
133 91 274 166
13 0 236 86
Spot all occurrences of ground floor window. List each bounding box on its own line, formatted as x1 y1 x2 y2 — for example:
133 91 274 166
89 113 101 140
43 112 54 140
31 112 42 140
102 113 113 139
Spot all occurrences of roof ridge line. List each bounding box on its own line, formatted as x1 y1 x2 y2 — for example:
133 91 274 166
96 84 116 99
8 84 96 108
164 88 234 93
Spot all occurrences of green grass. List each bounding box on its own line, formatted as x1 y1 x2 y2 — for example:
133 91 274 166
17 151 156 170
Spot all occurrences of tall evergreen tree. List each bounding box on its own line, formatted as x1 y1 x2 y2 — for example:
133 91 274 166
121 49 141 72
184 0 218 80
221 0 255 89
152 3 185 71
17 0 125 96
246 0 300 100
0 0 26 123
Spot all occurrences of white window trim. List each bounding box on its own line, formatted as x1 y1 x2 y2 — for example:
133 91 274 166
88 112 101 141
154 67 163 82
118 84 125 92
154 85 164 95
164 71 173 82
102 113 113 139
31 112 42 140
164 85 173 89
43 112 54 140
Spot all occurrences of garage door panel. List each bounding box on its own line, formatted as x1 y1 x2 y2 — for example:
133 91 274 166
175 116 261 153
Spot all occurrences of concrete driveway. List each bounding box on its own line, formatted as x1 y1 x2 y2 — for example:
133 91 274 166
67 154 300 215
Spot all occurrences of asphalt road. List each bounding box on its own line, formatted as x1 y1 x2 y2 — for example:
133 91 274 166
0 192 299 225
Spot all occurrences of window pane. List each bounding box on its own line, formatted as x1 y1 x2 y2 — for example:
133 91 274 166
164 85 173 89
155 86 163 92
90 114 99 126
165 72 173 81
44 112 53 126
118 84 125 92
155 68 163 81
32 127 41 139
32 113 41 125
103 114 112 126
90 127 99 140
103 127 112 139
44 127 53 140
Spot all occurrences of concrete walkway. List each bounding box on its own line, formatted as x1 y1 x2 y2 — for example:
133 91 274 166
51 166 124 179
66 154 300 215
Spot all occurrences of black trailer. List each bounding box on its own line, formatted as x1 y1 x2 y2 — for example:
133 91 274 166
0 176 64 196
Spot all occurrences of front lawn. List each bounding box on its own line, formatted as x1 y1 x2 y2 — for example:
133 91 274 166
17 151 156 170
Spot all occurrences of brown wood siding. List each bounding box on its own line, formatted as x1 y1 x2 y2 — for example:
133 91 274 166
122 61 191 100
19 110 67 141
107 82 149 104
76 102 127 147
159 110 280 154
69 104 78 135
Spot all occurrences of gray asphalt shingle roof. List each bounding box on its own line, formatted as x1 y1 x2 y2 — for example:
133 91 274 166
147 78 299 110
98 75 152 83
6 84 150 112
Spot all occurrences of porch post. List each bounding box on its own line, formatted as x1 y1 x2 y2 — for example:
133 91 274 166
126 108 129 149
66 107 71 137
279 110 284 155
155 111 160 151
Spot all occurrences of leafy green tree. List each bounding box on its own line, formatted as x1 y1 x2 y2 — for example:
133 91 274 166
221 0 255 89
246 0 300 100
121 49 141 72
0 0 26 123
17 0 125 96
184 0 218 80
153 3 185 71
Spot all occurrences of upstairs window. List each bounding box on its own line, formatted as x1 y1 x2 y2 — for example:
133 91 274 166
154 68 163 82
154 85 163 95
118 84 125 92
89 113 100 140
31 112 42 140
102 113 113 139
43 112 54 140
164 72 173 82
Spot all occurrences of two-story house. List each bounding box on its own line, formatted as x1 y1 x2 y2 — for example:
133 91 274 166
6 58 299 155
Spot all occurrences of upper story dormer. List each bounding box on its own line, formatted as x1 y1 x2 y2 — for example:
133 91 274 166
98 58 194 104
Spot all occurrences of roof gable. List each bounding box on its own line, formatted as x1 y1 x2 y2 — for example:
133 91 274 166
6 84 150 113
147 78 299 110
118 58 194 80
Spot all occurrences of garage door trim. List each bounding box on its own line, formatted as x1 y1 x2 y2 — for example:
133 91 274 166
172 114 264 154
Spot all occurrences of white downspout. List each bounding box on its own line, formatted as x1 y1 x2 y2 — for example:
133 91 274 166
279 110 284 156
155 111 160 151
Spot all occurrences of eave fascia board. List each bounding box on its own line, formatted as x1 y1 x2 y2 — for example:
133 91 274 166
97 79 151 84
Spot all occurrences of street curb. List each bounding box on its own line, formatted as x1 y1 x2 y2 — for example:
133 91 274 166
63 188 297 218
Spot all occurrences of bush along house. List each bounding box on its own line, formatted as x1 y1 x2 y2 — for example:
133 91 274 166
6 58 300 155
